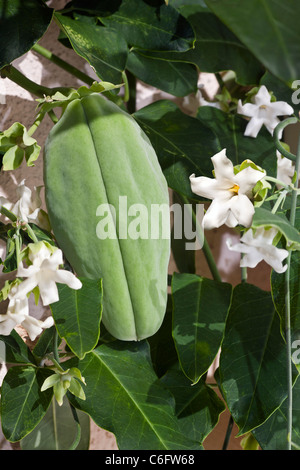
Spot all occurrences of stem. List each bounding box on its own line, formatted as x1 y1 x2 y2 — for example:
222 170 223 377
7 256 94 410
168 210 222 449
24 223 39 243
32 44 94 86
274 117 298 162
264 175 291 191
53 329 61 366
285 132 300 449
181 195 222 282
1 65 72 98
222 415 234 450
27 111 46 137
52 398 59 450
271 190 288 214
68 403 81 450
126 70 137 114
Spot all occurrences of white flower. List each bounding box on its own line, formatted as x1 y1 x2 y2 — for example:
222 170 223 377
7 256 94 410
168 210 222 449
237 85 294 138
226 227 288 273
0 287 54 341
0 180 50 230
16 242 82 306
0 289 29 336
276 151 296 188
189 149 266 230
11 179 50 231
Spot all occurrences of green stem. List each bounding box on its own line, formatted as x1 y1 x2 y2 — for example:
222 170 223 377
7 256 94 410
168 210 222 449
32 44 94 86
285 132 300 449
271 190 288 214
68 403 81 450
274 117 298 162
24 223 39 243
181 195 222 282
1 65 73 98
27 111 46 137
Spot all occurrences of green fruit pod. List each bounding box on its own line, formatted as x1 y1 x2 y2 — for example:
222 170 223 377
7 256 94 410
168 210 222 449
44 93 170 341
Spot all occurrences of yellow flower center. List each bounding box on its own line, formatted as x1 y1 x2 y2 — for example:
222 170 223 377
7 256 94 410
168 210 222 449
259 104 267 109
229 184 240 194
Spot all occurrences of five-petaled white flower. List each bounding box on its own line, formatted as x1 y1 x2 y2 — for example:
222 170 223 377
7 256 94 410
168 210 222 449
189 149 266 230
0 287 54 341
16 242 82 306
237 85 294 138
226 227 288 273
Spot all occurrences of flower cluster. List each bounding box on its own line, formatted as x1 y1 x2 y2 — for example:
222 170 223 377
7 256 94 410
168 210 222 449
0 181 82 340
190 86 295 274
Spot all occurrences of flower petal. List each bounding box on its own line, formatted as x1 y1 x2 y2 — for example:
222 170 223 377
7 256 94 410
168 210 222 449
211 149 235 182
269 101 294 117
190 174 229 200
52 270 82 290
254 86 271 106
236 165 265 196
202 198 233 229
229 194 255 227
38 278 60 306
237 100 257 117
243 117 264 138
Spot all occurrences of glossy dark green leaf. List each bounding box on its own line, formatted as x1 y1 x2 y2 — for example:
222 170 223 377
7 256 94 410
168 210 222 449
100 0 195 52
1 366 53 442
219 283 297 436
50 278 102 359
271 250 300 346
0 329 36 365
137 8 263 86
170 192 196 274
54 13 128 84
161 367 225 443
196 106 277 177
126 50 198 97
205 0 300 84
0 0 53 70
133 100 219 198
20 398 90 450
69 341 202 450
172 272 232 383
253 374 300 450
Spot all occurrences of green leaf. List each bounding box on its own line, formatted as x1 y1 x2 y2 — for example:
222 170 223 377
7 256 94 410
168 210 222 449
50 278 102 359
219 283 297 436
147 295 179 378
1 366 53 442
161 367 225 443
0 0 53 70
20 398 90 450
205 0 300 84
252 207 300 251
69 341 202 450
0 329 36 365
252 374 300 450
54 13 128 84
172 272 232 383
126 50 198 97
271 250 300 347
171 192 196 274
137 8 263 86
196 106 277 178
99 0 195 52
133 100 219 198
